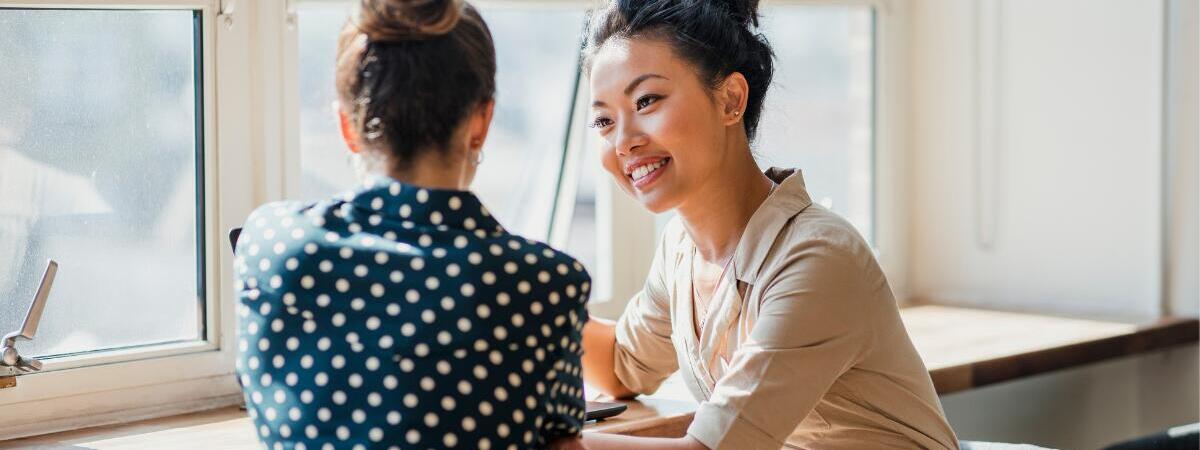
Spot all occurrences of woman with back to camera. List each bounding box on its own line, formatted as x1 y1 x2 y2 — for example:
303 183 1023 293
569 0 960 449
233 1 591 448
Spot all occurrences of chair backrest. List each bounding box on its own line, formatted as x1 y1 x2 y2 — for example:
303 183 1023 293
228 228 242 253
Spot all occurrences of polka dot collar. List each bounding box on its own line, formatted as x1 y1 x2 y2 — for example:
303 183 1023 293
346 175 504 236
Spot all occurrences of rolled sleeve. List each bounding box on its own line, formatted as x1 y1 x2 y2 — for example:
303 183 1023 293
687 243 873 449
689 402 783 450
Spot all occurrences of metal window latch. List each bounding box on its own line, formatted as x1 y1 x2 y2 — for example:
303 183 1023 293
218 0 237 29
0 260 58 381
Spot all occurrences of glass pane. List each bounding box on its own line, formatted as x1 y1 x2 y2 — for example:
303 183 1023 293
297 5 585 240
0 9 203 357
563 134 610 301
756 6 875 242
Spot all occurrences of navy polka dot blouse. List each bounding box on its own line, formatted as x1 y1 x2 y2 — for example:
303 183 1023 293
234 176 591 450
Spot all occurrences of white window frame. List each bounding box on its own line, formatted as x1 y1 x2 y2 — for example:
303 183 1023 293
0 0 276 439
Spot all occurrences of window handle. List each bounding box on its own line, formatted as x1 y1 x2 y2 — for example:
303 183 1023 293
1 259 58 375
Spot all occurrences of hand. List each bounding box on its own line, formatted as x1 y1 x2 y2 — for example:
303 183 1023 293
549 436 587 450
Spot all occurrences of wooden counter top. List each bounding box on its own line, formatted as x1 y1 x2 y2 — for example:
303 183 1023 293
5 306 1195 448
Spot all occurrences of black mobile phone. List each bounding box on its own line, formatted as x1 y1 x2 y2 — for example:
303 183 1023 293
585 401 628 422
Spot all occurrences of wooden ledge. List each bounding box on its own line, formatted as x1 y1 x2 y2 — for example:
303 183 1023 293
6 306 1197 446
903 306 1199 395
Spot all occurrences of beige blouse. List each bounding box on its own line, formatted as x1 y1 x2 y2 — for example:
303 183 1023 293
613 168 958 450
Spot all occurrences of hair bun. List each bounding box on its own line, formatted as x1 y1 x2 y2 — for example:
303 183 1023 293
716 0 761 27
357 0 463 42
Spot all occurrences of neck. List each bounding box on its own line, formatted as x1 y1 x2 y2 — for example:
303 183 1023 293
676 137 774 265
373 148 470 191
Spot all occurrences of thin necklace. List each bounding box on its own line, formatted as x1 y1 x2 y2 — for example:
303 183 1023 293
693 248 734 334
693 181 777 334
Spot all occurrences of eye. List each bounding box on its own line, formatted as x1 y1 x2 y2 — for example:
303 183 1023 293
589 117 613 129
635 94 662 111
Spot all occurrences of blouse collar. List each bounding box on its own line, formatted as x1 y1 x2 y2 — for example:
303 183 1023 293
731 167 814 284
343 175 506 237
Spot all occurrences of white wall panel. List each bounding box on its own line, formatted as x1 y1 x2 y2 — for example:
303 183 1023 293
910 0 1165 319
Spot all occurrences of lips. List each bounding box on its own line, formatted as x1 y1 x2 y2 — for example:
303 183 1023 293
623 156 669 177
626 157 671 190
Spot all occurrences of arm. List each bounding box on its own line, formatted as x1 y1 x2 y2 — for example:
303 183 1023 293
584 220 681 399
685 245 872 450
581 317 636 399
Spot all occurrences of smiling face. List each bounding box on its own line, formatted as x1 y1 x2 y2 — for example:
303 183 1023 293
588 37 737 214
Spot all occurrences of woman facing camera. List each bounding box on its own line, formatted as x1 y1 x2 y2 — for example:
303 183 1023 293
234 1 590 448
575 0 958 449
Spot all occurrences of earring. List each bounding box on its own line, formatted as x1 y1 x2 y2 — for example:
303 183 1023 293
733 111 742 117
473 151 485 166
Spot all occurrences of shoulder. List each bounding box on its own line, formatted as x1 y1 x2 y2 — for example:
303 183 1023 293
235 199 345 272
754 204 889 308
774 204 876 270
239 200 328 242
483 232 592 305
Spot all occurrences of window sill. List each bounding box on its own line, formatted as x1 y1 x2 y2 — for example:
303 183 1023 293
7 306 1196 446
903 305 1198 394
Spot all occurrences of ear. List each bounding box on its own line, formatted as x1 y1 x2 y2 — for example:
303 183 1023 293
466 99 496 149
336 104 362 154
718 72 750 127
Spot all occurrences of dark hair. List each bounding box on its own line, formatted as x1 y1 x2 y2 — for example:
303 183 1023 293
582 0 775 141
337 0 496 167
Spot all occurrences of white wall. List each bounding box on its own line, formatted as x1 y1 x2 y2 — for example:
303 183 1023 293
910 0 1200 447
1166 0 1199 317
909 0 1166 320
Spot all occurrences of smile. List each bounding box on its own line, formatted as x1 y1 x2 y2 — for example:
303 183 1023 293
628 157 671 189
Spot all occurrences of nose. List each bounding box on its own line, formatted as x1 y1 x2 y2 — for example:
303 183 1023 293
612 120 649 157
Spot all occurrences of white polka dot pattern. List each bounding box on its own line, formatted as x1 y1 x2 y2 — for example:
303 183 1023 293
235 176 590 449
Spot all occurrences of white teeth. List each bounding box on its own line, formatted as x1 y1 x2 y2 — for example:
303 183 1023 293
631 160 666 181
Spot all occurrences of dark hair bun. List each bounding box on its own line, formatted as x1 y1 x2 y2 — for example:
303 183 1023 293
358 0 463 42
336 0 495 168
717 0 761 27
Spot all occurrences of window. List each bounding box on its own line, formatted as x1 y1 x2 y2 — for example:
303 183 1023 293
756 5 875 242
0 9 206 359
641 5 878 245
296 3 587 240
296 2 877 309
0 1 246 440
562 125 611 301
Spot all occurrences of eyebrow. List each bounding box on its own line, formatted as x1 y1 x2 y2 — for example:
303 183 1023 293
591 73 669 108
